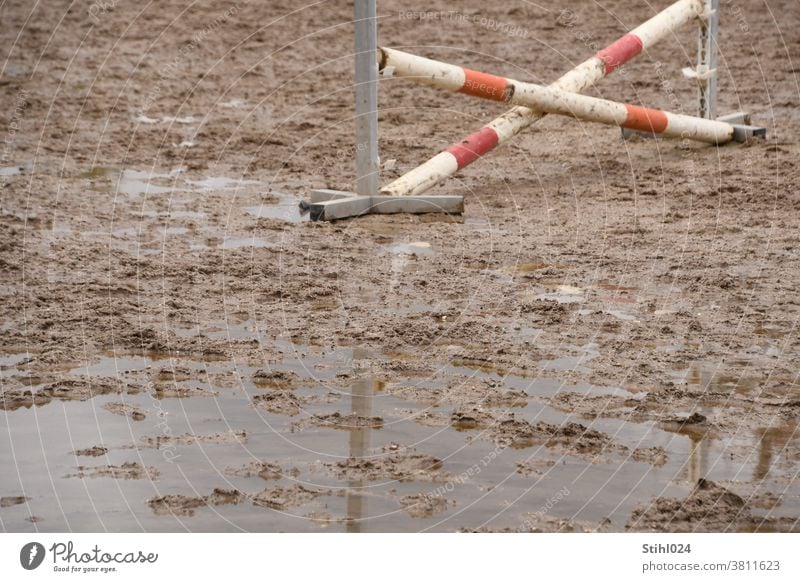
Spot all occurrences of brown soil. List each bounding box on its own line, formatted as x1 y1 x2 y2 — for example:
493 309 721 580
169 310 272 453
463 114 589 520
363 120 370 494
1 0 797 532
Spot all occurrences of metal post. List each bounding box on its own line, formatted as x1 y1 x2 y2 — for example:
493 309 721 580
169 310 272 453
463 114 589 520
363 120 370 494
697 0 719 119
354 0 380 196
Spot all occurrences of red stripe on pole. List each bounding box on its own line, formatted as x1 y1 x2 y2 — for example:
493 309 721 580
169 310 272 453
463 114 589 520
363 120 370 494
446 127 500 169
459 69 512 102
596 34 643 74
622 104 669 133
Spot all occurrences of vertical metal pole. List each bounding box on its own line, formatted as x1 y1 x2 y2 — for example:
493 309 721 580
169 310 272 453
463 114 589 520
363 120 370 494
697 0 719 119
354 0 379 196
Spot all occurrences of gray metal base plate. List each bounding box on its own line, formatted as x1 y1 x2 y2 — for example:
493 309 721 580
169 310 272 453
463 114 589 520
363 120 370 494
299 189 464 221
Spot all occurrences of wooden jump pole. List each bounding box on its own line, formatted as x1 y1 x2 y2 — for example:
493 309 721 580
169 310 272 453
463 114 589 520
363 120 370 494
378 47 739 145
380 0 705 197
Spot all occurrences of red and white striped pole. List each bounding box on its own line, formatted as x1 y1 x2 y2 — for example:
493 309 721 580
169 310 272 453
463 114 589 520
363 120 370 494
380 0 705 197
379 47 735 145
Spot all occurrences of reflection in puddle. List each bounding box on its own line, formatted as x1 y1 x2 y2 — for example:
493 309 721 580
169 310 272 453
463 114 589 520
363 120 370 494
347 350 374 532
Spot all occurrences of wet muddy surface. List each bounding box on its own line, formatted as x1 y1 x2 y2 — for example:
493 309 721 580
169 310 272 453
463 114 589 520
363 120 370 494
1 0 799 532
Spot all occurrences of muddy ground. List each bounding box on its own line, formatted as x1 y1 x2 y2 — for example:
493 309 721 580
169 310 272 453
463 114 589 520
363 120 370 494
1 0 798 532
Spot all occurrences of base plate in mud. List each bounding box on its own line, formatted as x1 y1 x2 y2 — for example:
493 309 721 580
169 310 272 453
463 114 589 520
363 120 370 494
299 189 464 222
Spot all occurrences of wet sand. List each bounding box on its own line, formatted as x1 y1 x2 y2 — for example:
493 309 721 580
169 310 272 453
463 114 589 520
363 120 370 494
1 0 798 532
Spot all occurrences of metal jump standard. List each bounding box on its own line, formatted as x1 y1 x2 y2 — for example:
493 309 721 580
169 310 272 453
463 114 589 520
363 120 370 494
301 0 765 221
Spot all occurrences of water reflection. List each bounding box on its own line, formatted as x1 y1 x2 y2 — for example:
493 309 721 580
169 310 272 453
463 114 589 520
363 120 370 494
754 425 797 482
686 431 712 483
346 348 374 533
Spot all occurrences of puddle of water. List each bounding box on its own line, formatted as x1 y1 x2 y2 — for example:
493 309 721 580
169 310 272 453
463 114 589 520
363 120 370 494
381 241 434 256
78 167 116 179
130 210 206 219
3 340 796 532
220 99 247 109
116 168 183 197
246 192 307 223
0 165 25 176
464 217 504 234
136 115 197 124
186 177 260 191
0 352 32 367
537 284 585 304
538 344 599 374
220 236 274 250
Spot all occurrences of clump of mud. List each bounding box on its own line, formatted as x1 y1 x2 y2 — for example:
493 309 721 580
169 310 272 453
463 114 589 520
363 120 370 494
156 366 192 381
399 494 450 518
103 402 146 421
224 460 297 480
630 447 669 466
68 462 159 480
74 446 108 457
326 444 446 482
1 378 133 411
138 430 246 449
252 369 298 388
627 479 799 532
148 488 245 517
251 484 329 510
150 384 217 398
388 377 527 407
251 391 308 416
293 412 383 431
516 458 557 476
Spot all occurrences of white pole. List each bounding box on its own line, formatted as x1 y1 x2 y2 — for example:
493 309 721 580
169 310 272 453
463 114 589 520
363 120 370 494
379 47 735 144
354 0 379 196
